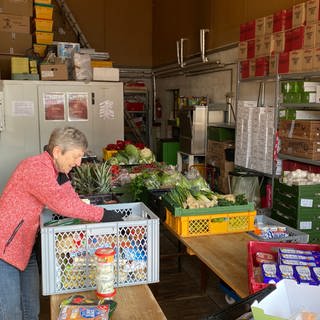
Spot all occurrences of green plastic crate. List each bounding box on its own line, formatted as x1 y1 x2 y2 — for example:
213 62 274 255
163 197 255 217
207 126 235 142
273 198 319 218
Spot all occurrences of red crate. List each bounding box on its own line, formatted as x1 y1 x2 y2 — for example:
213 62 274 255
247 240 320 294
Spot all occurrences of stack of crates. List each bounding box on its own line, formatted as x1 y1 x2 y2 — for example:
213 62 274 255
272 179 320 243
164 199 256 237
33 0 54 57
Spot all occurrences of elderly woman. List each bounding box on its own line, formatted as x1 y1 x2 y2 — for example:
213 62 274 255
0 126 121 320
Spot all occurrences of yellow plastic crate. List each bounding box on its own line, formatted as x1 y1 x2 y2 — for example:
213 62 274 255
34 31 54 44
33 44 47 57
34 4 54 20
34 0 52 4
165 208 256 237
102 148 118 161
34 18 53 32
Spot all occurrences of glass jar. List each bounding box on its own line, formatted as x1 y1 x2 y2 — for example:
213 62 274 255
95 248 116 299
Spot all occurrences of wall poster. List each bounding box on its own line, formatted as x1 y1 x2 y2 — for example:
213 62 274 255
67 92 89 121
43 93 65 121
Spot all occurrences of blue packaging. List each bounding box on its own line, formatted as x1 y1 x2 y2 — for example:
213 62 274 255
261 263 281 284
278 264 297 281
295 265 318 285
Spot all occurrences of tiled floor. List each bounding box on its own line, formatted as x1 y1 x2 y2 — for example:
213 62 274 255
40 224 231 319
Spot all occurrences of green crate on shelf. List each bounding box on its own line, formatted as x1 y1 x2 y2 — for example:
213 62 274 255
306 231 320 244
273 198 319 218
207 126 235 142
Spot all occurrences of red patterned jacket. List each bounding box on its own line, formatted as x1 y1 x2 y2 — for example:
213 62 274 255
0 152 104 271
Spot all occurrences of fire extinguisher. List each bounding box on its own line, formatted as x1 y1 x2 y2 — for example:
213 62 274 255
155 98 162 119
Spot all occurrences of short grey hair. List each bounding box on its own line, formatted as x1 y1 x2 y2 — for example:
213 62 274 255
47 127 88 155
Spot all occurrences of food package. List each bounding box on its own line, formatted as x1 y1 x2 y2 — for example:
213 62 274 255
58 305 109 320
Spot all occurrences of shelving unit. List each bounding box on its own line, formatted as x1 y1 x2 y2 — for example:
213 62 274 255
123 86 151 145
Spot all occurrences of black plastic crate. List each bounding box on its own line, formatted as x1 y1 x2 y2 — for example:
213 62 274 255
203 285 275 320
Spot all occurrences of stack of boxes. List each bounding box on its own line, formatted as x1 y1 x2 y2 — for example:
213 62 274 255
272 179 320 243
206 139 235 194
239 0 320 77
235 101 275 175
0 0 33 78
33 0 54 57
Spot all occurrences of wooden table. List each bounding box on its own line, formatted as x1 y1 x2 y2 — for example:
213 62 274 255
165 224 255 298
50 285 166 319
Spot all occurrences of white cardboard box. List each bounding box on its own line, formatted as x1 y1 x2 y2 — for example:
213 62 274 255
251 279 320 320
92 67 119 81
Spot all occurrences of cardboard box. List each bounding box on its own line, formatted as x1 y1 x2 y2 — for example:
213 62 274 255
0 0 32 16
251 279 320 320
289 49 303 73
273 31 285 53
255 36 265 57
0 13 29 33
281 137 320 160
313 47 320 68
238 41 247 60
302 48 314 71
304 23 316 48
11 56 29 74
0 31 31 54
279 120 320 140
92 67 119 81
240 22 247 41
262 34 273 56
269 54 276 75
315 21 320 46
255 17 265 36
306 0 320 24
292 2 306 28
40 63 68 80
249 59 256 78
264 15 273 35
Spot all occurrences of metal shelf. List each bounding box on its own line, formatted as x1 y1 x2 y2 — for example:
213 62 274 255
207 122 235 129
279 103 320 110
279 71 320 81
278 154 320 166
239 75 278 83
234 165 274 178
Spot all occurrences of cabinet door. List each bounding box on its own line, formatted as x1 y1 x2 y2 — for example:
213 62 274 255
37 82 124 158
0 81 40 191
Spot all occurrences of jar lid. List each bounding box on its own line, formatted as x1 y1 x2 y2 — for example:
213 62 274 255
95 247 115 258
96 288 116 299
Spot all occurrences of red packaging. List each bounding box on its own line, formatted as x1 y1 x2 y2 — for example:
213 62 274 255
273 10 287 33
255 56 269 77
240 60 250 79
247 39 255 59
291 26 305 50
240 22 247 41
247 20 256 40
278 52 290 73
285 7 293 30
285 29 293 52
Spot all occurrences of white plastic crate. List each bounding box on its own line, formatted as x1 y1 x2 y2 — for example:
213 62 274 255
40 202 159 295
249 215 309 243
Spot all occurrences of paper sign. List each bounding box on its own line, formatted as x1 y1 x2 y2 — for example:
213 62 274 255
12 100 34 117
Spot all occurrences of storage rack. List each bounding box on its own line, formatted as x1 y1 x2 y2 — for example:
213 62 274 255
123 87 151 145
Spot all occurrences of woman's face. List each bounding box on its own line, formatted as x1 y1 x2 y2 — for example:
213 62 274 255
52 146 84 174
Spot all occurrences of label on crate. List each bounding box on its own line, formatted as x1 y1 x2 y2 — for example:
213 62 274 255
299 221 312 230
300 198 313 208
